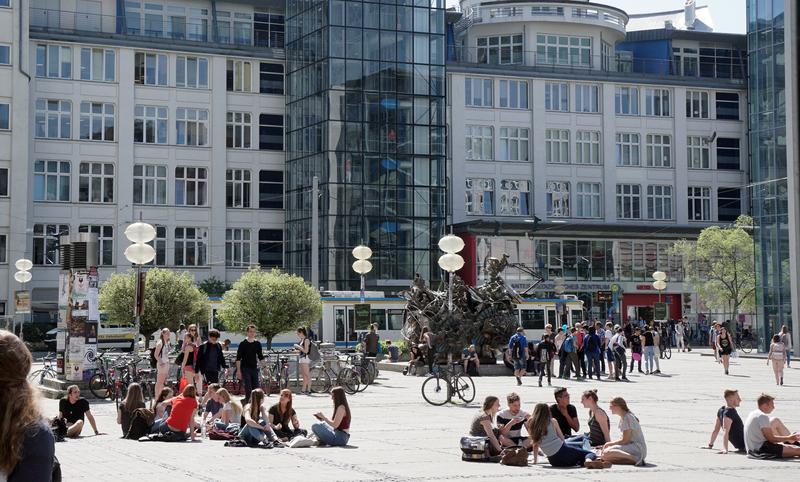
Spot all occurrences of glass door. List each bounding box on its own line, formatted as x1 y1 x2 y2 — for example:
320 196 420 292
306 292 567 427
334 306 357 348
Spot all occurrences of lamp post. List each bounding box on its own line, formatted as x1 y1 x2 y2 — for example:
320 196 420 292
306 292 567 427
14 259 33 341
351 245 373 303
124 219 157 344
437 234 465 312
652 271 667 322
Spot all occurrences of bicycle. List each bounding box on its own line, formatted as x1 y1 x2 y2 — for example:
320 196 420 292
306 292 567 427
347 354 374 391
309 357 360 395
737 332 758 354
421 363 476 406
28 353 58 385
262 350 292 393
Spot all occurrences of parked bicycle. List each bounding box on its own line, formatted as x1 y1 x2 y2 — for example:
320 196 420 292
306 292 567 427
421 363 476 406
737 330 758 354
28 353 58 385
261 350 292 393
309 357 361 395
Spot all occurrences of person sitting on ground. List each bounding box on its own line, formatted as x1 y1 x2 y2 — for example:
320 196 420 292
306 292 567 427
200 383 223 425
599 397 648 466
707 389 746 453
0 330 55 482
743 393 800 458
312 386 352 446
386 340 400 362
152 387 174 420
269 389 303 441
550 387 579 438
565 389 611 448
527 403 608 469
404 343 424 376
213 388 242 432
151 384 198 441
468 396 505 456
239 389 277 445
59 385 102 438
496 392 532 450
117 382 146 437
461 344 480 376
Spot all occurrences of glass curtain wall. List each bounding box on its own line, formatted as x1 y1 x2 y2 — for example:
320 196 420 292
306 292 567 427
286 0 447 290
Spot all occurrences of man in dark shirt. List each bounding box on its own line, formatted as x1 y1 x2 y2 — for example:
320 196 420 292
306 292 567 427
195 329 228 384
536 334 556 387
236 324 264 400
550 387 579 437
364 323 380 357
59 385 102 438
707 389 746 453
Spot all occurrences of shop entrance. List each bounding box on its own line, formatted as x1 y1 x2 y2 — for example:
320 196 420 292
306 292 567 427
627 306 654 323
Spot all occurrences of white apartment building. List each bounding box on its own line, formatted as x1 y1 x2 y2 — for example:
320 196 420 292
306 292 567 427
448 1 749 322
0 0 286 323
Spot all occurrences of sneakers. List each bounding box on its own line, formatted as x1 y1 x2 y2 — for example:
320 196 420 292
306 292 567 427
516 376 522 386
622 376 629 381
538 380 542 387
654 370 661 374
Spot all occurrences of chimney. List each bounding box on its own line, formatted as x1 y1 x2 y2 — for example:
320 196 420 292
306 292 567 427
684 0 696 29
664 20 674 29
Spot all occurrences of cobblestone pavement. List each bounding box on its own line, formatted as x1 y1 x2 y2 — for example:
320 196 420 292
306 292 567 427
40 350 800 481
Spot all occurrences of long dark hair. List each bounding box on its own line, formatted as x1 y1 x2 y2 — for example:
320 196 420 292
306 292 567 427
123 382 144 413
278 389 293 422
249 389 265 421
331 386 350 419
527 403 551 444
152 387 173 410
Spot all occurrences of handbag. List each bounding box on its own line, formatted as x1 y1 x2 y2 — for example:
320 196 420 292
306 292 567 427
632 352 641 362
500 447 528 466
174 351 185 366
460 436 490 461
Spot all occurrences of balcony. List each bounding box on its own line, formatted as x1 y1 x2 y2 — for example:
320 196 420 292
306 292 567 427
455 2 629 35
29 7 284 53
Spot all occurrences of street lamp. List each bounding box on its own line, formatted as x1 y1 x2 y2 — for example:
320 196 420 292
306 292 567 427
352 245 372 303
652 271 667 322
124 219 156 343
14 259 33 341
437 234 465 312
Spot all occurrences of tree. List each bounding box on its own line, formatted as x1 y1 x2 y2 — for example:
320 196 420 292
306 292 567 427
670 215 756 326
99 268 209 348
219 268 322 349
198 276 231 297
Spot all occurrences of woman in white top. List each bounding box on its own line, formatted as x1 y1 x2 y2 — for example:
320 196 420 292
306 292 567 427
154 328 171 396
600 397 647 466
767 334 786 386
213 388 242 431
295 328 312 395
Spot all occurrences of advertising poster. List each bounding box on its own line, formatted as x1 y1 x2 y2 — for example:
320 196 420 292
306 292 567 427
14 290 31 314
70 272 89 316
56 331 66 351
85 321 98 344
88 271 100 322
66 337 85 381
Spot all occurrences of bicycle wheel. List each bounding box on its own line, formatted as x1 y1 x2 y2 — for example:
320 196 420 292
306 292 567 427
741 339 753 354
338 368 360 395
310 366 331 394
27 369 45 385
421 374 450 406
453 374 476 404
89 374 110 399
279 366 290 390
367 361 378 381
353 367 369 392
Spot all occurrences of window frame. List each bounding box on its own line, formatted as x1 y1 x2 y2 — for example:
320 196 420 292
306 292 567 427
174 166 208 206
33 160 71 202
35 99 72 139
575 84 600 113
465 178 494 215
134 52 168 86
465 77 493 107
176 55 209 89
174 227 207 266
615 133 640 166
259 170 283 209
575 130 601 165
176 107 209 146
646 185 673 220
259 62 284 94
226 111 252 149
133 163 168 205
545 128 570 164
35 44 72 79
687 135 710 169
498 179 530 216
615 86 639 115
258 229 283 268
225 228 252 267
686 90 709 118
79 102 115 141
498 127 529 161
644 88 671 117
544 82 569 112
546 180 571 218
645 134 672 168
464 125 493 160
476 34 523 65
227 59 253 92
78 225 114 266
226 169 251 208
575 181 602 218
134 105 168 144
80 47 115 82
258 114 284 150
78 162 115 203
498 79 528 109
33 224 70 265
687 186 711 221
616 183 641 220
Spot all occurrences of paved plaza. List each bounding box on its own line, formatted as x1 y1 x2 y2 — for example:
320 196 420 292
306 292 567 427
40 350 800 481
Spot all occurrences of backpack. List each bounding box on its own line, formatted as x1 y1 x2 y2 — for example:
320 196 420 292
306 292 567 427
500 447 529 466
511 336 523 360
460 436 491 462
125 408 156 440
208 428 236 440
50 417 67 442
563 336 575 353
149 347 157 368
307 340 321 362
586 334 598 353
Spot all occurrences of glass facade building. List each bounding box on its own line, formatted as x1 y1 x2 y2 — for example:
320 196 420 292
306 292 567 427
285 0 447 290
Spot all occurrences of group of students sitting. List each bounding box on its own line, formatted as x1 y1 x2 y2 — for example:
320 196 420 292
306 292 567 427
466 388 647 469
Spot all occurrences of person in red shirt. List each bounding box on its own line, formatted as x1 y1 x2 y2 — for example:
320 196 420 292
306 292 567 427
153 385 198 441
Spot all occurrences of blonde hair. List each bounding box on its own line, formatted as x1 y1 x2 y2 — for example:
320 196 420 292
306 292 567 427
216 388 242 416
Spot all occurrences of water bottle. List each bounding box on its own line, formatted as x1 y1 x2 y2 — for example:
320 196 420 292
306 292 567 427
201 424 207 439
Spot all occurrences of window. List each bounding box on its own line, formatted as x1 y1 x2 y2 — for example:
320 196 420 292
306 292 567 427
147 226 167 266
134 105 168 144
176 56 209 88
80 48 115 81
33 224 70 265
498 127 529 161
258 229 283 268
78 225 113 265
545 129 570 164
545 82 569 111
499 80 528 108
260 63 284 94
33 161 70 201
175 167 207 206
0 234 5 263
615 133 640 166
615 86 639 115
576 182 602 218
0 103 7 130
716 92 739 120
575 130 601 164
687 136 710 169
465 77 493 107
217 10 253 45
716 138 741 170
226 112 252 148
226 229 251 267
35 99 71 139
646 185 673 220
134 52 167 85
174 227 207 266
259 114 283 150
465 178 494 215
226 169 251 208
465 125 493 160
688 186 711 221
616 184 641 219
0 168 7 196
718 188 741 222
133 164 167 205
79 102 114 141
536 34 591 67
227 59 252 92
686 90 709 118
645 88 670 117
78 162 114 203
476 35 523 65
546 181 570 217
259 170 283 209
176 108 209 146
35 45 71 79
0 45 9 65
575 84 599 113
645 134 672 168
498 180 530 216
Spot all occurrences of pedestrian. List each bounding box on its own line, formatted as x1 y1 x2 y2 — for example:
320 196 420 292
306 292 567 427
59 385 102 438
743 393 800 458
629 327 643 374
564 329 581 379
550 387 579 437
598 397 648 466
554 328 566 378
536 334 555 387
236 324 265 400
779 325 792 367
154 328 172 397
312 387 352 447
528 403 607 469
117 382 145 437
596 321 607 375
269 389 303 441
176 323 186 350
709 322 720 362
642 325 655 375
295 327 312 394
180 324 203 394
421 326 435 373
508 327 528 386
767 334 786 386
565 389 611 448
610 327 628 381
0 330 56 482
716 326 733 375
195 329 228 385
363 323 380 357
675 320 686 352
651 326 661 374
575 324 587 378
584 326 602 381
706 389 745 453
604 322 615 380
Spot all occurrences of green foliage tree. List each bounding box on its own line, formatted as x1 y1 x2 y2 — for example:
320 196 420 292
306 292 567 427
670 215 756 324
198 276 231 297
99 268 209 348
219 268 322 349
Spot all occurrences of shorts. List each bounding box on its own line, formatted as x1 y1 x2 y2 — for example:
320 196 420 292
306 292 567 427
513 358 526 371
755 441 784 457
298 357 310 365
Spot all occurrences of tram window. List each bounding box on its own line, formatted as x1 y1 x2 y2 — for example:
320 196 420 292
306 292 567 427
521 309 545 330
571 310 583 326
336 310 345 341
388 309 405 330
547 309 556 326
361 309 383 330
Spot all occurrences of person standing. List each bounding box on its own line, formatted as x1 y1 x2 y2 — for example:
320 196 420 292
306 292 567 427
59 385 102 438
421 326 434 373
629 327 643 374
610 327 628 381
604 322 615 380
767 334 786 386
363 324 380 357
651 326 662 374
710 322 720 362
562 329 581 380
675 320 686 352
642 325 655 375
154 328 172 397
295 327 312 394
575 324 587 378
554 328 567 378
536 334 556 387
236 324 265 400
706 389 746 453
779 325 792 367
716 327 734 375
596 321 607 375
584 326 602 381
176 324 187 350
508 327 528 386
180 324 203 394
195 329 228 385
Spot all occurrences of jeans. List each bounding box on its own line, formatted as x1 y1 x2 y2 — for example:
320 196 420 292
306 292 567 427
558 351 568 378
241 366 260 400
312 422 350 446
547 443 596 467
239 420 275 444
565 434 592 450
586 351 601 379
156 422 187 440
151 416 168 433
577 350 587 377
643 346 655 372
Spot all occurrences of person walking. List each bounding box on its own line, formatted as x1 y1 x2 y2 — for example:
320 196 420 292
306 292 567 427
779 325 792 368
508 327 528 386
642 325 655 375
610 327 628 381
363 324 380 358
710 322 720 362
716 326 734 375
536 334 556 387
195 329 228 385
604 322 615 380
675 320 686 352
767 334 786 386
584 326 602 381
154 328 171 397
629 327 643 374
236 324 265 400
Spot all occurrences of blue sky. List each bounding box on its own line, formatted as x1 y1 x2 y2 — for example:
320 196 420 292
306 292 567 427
447 1 746 34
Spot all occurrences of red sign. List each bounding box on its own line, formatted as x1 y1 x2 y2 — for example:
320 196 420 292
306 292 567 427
636 284 654 290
